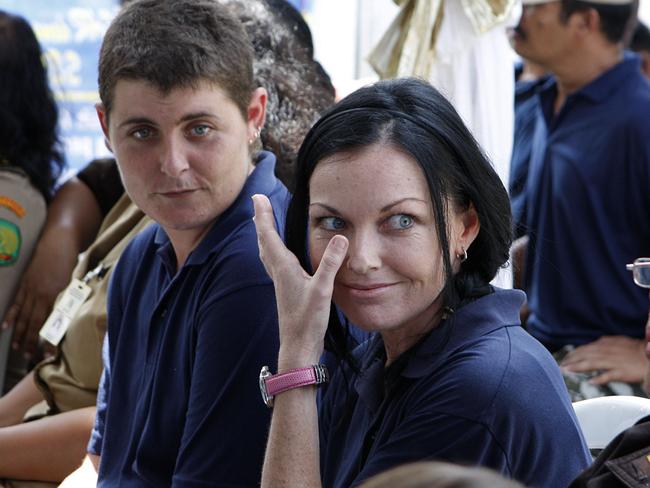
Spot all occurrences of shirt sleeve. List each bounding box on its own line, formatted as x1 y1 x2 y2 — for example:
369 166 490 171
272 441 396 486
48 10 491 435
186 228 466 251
171 283 279 487
76 158 124 217
87 333 110 456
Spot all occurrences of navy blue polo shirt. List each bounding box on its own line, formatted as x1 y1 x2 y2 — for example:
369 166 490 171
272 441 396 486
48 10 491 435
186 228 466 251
88 152 289 487
524 53 650 349
509 69 548 238
319 289 591 488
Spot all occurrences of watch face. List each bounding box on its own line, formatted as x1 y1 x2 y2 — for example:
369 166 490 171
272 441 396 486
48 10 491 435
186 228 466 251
259 365 274 407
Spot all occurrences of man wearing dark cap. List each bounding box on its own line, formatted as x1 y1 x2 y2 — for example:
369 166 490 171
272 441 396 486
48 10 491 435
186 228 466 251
511 0 650 397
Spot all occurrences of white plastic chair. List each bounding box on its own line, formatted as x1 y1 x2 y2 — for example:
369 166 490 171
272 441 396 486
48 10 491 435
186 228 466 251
573 395 650 452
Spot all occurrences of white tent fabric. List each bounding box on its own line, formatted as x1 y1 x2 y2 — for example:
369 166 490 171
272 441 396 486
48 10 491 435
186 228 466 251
369 0 517 287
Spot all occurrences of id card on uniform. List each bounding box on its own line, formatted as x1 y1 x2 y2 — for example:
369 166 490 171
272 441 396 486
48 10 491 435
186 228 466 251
39 279 92 346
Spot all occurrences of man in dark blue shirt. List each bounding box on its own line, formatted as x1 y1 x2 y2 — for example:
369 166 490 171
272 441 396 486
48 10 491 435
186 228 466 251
511 0 650 389
509 59 548 239
64 1 289 485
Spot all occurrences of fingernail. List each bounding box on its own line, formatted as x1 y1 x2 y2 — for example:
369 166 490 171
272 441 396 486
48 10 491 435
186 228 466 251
332 236 347 250
1 321 8 330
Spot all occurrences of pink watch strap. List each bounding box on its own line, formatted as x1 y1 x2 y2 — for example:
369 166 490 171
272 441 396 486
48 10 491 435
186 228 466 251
259 364 329 407
266 367 318 396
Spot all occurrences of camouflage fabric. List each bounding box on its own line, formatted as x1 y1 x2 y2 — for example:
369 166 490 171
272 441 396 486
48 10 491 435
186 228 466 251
554 346 648 402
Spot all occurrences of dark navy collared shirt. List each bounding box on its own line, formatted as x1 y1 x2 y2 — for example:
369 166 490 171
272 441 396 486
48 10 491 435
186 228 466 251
89 152 288 487
523 53 650 349
509 68 548 238
319 289 591 488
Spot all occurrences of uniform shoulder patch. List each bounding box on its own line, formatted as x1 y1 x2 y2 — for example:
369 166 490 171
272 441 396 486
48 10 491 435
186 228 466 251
0 219 21 266
0 196 26 218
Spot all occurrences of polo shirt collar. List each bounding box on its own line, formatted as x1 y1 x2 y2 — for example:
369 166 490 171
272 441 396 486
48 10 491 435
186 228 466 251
515 75 548 99
352 289 525 411
578 52 640 103
541 51 641 106
153 150 279 270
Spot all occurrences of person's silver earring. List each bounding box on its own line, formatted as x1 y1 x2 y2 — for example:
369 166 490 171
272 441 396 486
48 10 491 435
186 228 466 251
249 128 260 146
456 247 468 263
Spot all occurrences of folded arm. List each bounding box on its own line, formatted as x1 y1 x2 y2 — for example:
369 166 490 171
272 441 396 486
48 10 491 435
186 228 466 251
0 406 96 482
0 372 44 427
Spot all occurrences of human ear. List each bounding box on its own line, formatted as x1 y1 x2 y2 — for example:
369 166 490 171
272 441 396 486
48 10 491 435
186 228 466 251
574 8 598 35
96 103 113 153
454 203 480 256
247 87 267 140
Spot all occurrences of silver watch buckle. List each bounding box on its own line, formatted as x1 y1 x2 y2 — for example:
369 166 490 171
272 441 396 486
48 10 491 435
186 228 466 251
259 365 274 408
259 364 329 409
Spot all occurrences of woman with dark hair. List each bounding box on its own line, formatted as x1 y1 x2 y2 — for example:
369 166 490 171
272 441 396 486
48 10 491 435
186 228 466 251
0 10 64 391
254 77 591 488
0 11 64 202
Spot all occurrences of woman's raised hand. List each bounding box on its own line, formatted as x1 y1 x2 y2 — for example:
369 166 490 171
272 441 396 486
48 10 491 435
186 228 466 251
252 194 348 368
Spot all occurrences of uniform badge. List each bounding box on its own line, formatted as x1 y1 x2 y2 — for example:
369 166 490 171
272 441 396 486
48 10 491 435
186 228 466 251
0 196 25 218
0 219 21 266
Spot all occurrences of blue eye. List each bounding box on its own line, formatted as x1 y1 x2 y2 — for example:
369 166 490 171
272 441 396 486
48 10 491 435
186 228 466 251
190 124 211 137
387 214 414 230
320 217 345 231
132 127 154 140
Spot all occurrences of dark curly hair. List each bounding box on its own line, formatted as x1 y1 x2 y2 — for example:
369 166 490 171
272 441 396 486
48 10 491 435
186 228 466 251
0 11 64 201
221 0 336 190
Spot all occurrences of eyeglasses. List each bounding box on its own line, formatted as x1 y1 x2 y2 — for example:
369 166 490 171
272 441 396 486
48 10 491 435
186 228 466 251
627 258 650 289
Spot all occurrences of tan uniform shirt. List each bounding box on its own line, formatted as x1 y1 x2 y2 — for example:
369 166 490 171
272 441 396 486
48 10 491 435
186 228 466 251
30 194 151 417
0 168 46 393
